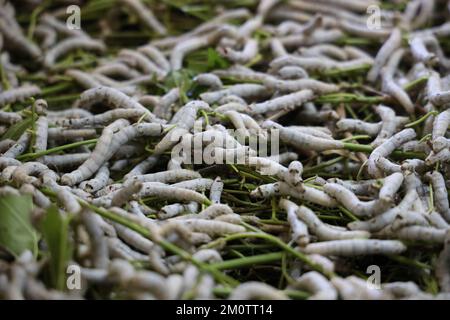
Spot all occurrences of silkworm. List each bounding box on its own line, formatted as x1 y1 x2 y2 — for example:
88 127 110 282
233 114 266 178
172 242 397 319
152 88 180 121
0 16 41 60
3 131 30 159
336 119 381 137
279 199 310 245
193 73 223 90
209 177 223 204
19 183 51 209
292 271 337 300
179 219 245 237
120 0 166 35
40 13 87 38
270 38 288 58
0 139 15 153
368 128 416 178
0 110 22 125
118 49 167 79
303 239 407 256
75 87 159 122
159 202 199 220
125 169 201 185
229 282 288 300
277 65 309 80
200 83 268 104
138 182 209 204
111 181 143 207
425 171 450 222
367 28 401 83
81 209 109 269
0 85 41 106
431 109 450 152
383 226 447 244
262 120 344 151
44 37 106 68
61 122 163 185
379 172 404 204
263 77 339 94
171 178 214 192
409 36 438 66
218 38 258 64
348 189 418 232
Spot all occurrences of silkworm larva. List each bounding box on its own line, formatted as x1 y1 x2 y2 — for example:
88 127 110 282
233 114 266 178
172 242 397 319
279 199 309 245
3 131 30 159
336 119 381 137
111 181 143 207
209 177 223 204
277 65 309 80
200 83 268 104
218 38 258 64
112 222 154 254
119 49 167 79
40 13 87 38
47 128 97 141
425 148 450 165
19 183 51 209
367 28 401 83
270 38 288 58
303 239 407 256
0 139 15 153
0 110 21 125
171 178 214 192
229 282 288 300
137 45 170 72
193 73 223 90
33 116 48 153
348 189 418 232
12 161 49 185
215 102 249 113
425 171 450 222
379 172 404 204
120 0 167 35
126 169 201 185
159 202 199 220
409 36 438 66
171 26 238 71
371 105 398 147
263 77 339 94
295 204 369 240
0 85 41 107
0 17 41 60
81 210 109 269
292 271 337 300
431 109 450 152
44 37 105 68
368 128 416 178
62 122 163 185
138 182 209 204
388 226 447 244
75 86 158 122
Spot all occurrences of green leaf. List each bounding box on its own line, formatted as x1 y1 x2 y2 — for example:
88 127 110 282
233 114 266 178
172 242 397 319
41 205 73 290
0 194 38 257
207 48 230 70
1 117 32 141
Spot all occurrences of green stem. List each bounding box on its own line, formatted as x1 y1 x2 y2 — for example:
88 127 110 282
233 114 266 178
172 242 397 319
405 111 438 128
17 139 97 161
211 252 284 270
342 142 426 159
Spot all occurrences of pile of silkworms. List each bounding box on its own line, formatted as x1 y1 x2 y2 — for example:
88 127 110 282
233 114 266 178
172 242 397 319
1 0 450 300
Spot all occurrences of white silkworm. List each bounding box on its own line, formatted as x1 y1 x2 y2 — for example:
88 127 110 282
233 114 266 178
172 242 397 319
118 49 167 79
292 271 337 300
431 109 450 152
303 239 407 256
379 172 404 204
383 226 447 244
368 128 416 178
218 38 258 64
126 169 201 185
270 38 288 58
3 131 30 159
277 66 309 80
12 161 50 185
138 182 209 204
229 282 288 300
279 199 310 245
171 26 238 70
262 120 344 151
277 29 344 49
200 83 268 104
209 177 223 204
263 77 339 94
193 73 223 89
0 110 21 125
409 36 438 66
44 37 105 68
40 13 87 38
180 219 245 237
137 45 170 72
348 189 418 232
152 88 180 121
58 109 144 129
61 122 163 185
34 116 48 153
371 105 397 147
111 181 143 207
171 178 214 192
295 204 369 240
47 128 96 141
336 119 381 137
120 0 167 35
0 15 41 60
159 202 199 219
19 183 51 209
80 210 109 269
367 28 401 83
0 85 41 106
425 171 450 222
75 86 159 122
0 139 16 153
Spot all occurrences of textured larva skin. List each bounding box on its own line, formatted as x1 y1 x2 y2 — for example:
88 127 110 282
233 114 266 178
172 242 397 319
409 36 438 66
58 109 145 129
0 85 41 107
279 199 309 245
0 17 42 60
76 87 160 122
44 37 105 68
19 184 51 209
194 73 223 90
432 109 450 152
218 38 259 65
348 189 418 232
171 178 214 192
229 282 288 300
292 271 338 300
379 172 404 203
34 116 48 153
371 105 399 147
48 128 97 141
200 83 269 104
120 0 167 36
61 122 164 185
252 89 314 114
263 120 344 151
159 202 199 220
336 119 382 137
425 171 450 222
81 210 109 269
303 239 407 256
368 128 416 178
367 28 402 83
126 169 201 186
3 131 30 159
0 110 22 125
264 77 339 94
111 181 143 207
295 204 370 241
381 226 447 244
118 49 167 79
138 182 210 204
427 71 450 106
